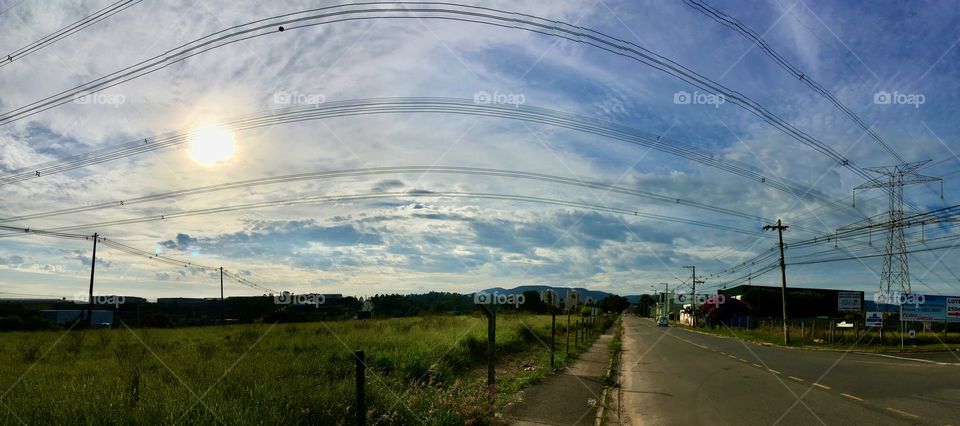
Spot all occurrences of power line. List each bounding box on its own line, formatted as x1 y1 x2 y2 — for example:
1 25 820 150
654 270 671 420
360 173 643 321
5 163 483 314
0 2 884 197
0 190 766 237
0 165 771 226
0 98 858 215
681 0 905 164
0 0 143 69
0 225 277 293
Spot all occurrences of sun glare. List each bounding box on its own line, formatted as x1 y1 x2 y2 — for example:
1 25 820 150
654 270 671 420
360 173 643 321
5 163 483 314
188 124 235 165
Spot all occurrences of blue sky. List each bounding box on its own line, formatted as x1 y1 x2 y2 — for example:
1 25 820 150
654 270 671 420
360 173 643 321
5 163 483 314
1 0 959 300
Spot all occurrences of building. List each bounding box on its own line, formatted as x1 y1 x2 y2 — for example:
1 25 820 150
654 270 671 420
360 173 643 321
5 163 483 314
539 289 561 309
40 309 114 325
719 285 863 318
565 289 580 310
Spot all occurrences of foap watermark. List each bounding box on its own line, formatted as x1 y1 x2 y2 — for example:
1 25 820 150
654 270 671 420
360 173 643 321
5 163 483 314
673 293 726 308
873 90 925 108
272 91 326 107
473 291 525 308
872 291 925 307
673 90 725 108
73 92 126 108
473 90 526 108
274 291 326 308
72 293 125 308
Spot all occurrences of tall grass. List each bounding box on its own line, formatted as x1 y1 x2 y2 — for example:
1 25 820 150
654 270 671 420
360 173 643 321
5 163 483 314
0 314 577 425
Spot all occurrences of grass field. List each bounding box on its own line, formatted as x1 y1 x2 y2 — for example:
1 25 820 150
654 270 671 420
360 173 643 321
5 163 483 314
0 313 608 425
677 319 960 352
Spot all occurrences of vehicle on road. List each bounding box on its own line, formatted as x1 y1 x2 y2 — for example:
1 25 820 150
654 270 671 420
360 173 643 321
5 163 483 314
657 316 669 327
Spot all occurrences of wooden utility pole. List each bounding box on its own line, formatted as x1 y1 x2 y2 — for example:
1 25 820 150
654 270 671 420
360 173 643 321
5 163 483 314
683 266 703 327
86 233 98 327
764 219 790 345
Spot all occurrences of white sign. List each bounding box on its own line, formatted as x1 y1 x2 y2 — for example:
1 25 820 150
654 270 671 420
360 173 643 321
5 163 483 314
865 312 883 327
908 329 917 339
947 297 960 320
838 291 862 313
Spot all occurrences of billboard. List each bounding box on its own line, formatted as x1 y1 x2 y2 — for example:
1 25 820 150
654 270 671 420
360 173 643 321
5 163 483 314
899 295 960 322
838 291 862 313
947 297 960 320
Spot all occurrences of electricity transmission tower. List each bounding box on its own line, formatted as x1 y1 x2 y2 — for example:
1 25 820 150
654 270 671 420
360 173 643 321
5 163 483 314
840 160 941 297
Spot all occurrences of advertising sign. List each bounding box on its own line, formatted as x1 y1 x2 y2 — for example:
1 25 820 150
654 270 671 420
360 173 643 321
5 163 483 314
901 295 946 322
947 297 960 320
838 291 862 313
865 312 883 327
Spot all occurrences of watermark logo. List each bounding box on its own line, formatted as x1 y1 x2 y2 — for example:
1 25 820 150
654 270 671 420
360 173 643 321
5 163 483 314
673 293 726 308
473 90 526 108
73 92 125 108
72 293 125 308
274 291 326 308
873 90 924 108
872 291 925 307
673 90 725 108
272 91 326 107
474 291 525 308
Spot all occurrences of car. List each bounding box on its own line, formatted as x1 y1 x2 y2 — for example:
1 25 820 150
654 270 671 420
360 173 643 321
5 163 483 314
657 316 669 327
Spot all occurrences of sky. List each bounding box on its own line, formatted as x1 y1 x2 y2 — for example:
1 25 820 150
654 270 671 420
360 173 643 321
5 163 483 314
1 0 960 301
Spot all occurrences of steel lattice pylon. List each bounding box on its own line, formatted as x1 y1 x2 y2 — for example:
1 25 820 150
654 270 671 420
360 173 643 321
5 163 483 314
841 160 941 297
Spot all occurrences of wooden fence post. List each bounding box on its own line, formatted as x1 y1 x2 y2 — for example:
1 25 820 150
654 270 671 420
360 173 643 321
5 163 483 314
355 350 365 426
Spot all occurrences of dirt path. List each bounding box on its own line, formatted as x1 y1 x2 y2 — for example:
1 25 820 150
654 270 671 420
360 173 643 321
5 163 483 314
505 325 615 425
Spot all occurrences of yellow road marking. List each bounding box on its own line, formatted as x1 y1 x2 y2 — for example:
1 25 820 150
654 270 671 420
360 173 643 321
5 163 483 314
788 376 804 382
841 393 864 401
813 383 831 390
885 408 919 418
768 369 782 374
737 358 748 362
752 363 762 368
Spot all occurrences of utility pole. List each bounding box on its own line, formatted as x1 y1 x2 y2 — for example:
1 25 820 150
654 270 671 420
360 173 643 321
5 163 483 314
86 233 98 327
763 220 790 345
659 282 670 322
683 265 702 327
220 267 225 325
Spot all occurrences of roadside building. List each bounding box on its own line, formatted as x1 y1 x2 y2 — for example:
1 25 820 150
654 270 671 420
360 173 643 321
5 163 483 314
718 285 863 319
539 289 561 309
40 309 113 325
565 289 580 311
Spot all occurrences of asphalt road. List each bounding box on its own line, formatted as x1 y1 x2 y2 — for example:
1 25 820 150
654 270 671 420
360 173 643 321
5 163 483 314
617 315 960 425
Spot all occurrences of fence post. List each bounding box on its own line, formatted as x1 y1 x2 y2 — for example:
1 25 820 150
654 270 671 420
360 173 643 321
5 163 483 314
479 304 496 410
566 312 571 355
550 311 556 368
355 350 365 426
575 318 580 347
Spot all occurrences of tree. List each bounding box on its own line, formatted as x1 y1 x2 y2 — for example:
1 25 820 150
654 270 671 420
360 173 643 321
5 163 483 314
600 295 630 313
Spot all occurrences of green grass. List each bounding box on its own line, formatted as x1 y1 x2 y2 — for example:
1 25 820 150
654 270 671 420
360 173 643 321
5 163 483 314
678 321 960 353
0 314 604 425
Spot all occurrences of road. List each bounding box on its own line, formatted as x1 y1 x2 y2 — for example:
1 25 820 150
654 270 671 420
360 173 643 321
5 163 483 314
617 315 960 425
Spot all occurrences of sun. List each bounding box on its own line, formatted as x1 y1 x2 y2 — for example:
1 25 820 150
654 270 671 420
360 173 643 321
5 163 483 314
188 124 235 165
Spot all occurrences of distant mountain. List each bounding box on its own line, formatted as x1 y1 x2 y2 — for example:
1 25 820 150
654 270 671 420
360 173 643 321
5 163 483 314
625 295 642 304
479 285 618 302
